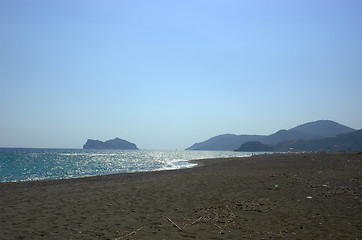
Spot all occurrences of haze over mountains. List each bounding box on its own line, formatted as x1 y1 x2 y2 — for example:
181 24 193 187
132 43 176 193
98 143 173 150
272 129 362 152
186 120 356 151
81 120 360 152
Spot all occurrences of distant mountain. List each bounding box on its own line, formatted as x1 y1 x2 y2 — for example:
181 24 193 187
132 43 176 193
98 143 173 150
274 129 362 152
83 138 139 150
289 120 355 137
186 120 356 151
262 129 321 145
186 134 263 151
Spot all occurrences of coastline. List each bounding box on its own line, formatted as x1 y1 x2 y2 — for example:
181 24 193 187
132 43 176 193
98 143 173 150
0 149 251 183
1 153 361 239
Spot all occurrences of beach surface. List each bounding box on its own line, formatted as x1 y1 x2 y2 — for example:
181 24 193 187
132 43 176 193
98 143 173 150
1 153 361 239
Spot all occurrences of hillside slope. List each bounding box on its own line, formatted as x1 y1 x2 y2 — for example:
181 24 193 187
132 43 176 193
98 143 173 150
274 129 362 152
186 120 356 151
290 120 355 137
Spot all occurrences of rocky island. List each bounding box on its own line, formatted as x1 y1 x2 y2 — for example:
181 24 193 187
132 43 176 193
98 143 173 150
83 138 139 150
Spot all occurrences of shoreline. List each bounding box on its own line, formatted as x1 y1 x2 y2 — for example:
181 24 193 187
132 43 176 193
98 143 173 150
0 154 252 191
0 148 252 183
0 151 254 187
1 152 361 239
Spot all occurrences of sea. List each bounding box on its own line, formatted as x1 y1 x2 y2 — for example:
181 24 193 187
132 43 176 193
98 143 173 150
0 148 253 182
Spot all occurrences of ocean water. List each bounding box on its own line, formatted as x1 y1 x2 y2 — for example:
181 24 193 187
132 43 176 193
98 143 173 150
0 148 253 182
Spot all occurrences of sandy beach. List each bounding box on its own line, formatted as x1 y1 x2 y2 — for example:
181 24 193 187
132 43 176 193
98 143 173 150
0 153 361 239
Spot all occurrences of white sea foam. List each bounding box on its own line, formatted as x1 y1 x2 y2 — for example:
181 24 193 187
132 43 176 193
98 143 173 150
158 158 198 171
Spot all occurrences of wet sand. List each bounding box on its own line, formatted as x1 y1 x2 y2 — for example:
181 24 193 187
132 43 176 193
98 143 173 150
0 153 361 239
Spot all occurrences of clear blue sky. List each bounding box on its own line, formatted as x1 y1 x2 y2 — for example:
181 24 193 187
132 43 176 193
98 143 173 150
1 0 361 150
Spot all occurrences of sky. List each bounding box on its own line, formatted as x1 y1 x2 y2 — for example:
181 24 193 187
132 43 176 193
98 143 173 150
1 0 361 150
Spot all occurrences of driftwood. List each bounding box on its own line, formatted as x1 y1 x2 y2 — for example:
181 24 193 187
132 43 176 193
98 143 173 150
163 216 182 231
115 227 142 240
191 216 203 225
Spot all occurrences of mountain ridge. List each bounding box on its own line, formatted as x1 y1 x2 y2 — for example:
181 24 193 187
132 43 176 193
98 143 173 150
273 129 362 152
235 129 362 152
289 120 355 137
186 120 356 151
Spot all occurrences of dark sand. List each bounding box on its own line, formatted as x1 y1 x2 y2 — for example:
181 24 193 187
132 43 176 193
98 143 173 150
0 153 361 239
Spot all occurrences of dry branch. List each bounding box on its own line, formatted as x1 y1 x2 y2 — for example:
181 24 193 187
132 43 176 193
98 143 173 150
163 216 182 231
115 227 142 240
191 216 204 225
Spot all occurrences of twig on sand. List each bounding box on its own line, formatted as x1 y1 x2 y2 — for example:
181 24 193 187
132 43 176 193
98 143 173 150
163 216 182 231
191 216 204 225
214 223 225 234
115 227 142 240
